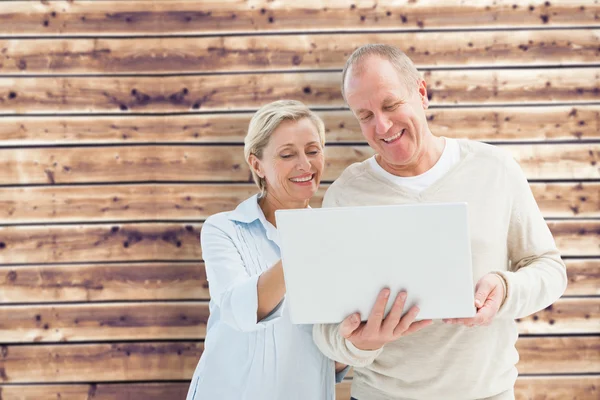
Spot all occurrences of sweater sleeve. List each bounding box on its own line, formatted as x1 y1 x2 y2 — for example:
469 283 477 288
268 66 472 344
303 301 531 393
313 323 383 367
495 156 568 320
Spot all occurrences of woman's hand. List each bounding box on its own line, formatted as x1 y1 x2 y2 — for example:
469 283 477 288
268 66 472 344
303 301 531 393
338 289 433 351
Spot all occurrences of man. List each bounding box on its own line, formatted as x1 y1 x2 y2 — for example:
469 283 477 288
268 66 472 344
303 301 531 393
312 44 567 400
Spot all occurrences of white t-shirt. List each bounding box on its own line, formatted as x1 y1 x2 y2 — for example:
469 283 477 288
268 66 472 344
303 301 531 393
368 137 460 192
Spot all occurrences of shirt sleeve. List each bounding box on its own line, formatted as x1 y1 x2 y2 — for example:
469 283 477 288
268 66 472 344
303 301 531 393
201 219 284 332
495 156 568 320
335 365 351 384
313 323 383 368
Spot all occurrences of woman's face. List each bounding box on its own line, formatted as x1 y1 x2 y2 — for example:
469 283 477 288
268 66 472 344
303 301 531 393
251 118 324 204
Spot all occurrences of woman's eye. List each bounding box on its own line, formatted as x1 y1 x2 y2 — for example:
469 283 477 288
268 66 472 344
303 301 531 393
280 154 293 159
307 151 319 155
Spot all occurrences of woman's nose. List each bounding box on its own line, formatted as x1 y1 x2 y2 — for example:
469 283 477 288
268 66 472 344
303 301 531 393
297 154 311 170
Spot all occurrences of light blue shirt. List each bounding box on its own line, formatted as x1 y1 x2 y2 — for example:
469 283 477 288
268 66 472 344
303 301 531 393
186 194 347 400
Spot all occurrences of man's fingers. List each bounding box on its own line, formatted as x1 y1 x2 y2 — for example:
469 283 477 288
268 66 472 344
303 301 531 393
381 292 407 335
403 319 434 335
393 305 420 336
474 279 494 308
339 313 362 338
364 288 390 334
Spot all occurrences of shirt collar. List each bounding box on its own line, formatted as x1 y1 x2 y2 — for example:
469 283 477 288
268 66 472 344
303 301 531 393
227 194 262 224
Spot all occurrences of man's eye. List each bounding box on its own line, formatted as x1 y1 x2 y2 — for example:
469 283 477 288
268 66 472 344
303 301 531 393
361 114 372 121
386 104 399 111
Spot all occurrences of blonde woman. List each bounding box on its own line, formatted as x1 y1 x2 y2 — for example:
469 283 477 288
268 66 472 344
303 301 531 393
186 100 349 400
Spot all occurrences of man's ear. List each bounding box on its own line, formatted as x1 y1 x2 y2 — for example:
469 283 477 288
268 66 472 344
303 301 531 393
419 80 430 109
248 154 264 178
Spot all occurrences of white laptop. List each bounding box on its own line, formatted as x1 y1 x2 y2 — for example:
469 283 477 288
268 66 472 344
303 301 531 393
275 203 476 325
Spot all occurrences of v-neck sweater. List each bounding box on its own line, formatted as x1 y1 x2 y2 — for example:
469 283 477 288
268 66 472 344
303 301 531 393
313 139 567 400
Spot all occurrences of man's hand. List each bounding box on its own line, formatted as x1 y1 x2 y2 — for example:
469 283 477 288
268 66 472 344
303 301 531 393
338 289 433 351
443 273 506 327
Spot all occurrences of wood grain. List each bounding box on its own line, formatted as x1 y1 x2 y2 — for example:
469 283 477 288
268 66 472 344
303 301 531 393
0 341 204 383
0 377 598 400
0 223 203 264
1 30 599 74
0 337 596 383
1 106 597 145
0 1 597 36
1 258 594 304
0 143 597 185
0 262 207 303
0 297 596 343
1 68 598 114
0 302 210 343
0 221 596 264
0 182 597 224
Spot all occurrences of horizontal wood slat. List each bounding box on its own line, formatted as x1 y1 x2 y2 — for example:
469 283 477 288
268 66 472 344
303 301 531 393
1 69 598 114
0 383 190 400
0 144 597 185
335 376 600 400
0 377 598 400
0 262 207 303
0 341 204 383
1 30 599 75
0 258 595 304
1 106 597 145
1 1 597 36
0 182 598 224
0 221 597 264
0 297 597 343
0 302 210 343
0 337 597 383
0 223 202 264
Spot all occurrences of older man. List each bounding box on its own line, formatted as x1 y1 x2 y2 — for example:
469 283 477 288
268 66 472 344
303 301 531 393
313 44 567 400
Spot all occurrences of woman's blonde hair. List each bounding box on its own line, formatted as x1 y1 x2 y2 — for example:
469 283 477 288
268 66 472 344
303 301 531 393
244 100 325 196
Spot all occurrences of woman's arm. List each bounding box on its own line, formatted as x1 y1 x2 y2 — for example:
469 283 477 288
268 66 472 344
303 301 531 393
257 260 286 321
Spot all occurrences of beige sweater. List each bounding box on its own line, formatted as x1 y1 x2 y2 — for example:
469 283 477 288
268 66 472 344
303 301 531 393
313 140 567 400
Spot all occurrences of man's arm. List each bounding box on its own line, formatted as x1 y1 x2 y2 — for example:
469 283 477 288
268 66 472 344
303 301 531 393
494 157 568 319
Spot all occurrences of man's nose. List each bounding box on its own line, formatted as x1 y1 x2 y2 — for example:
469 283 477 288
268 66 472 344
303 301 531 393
375 113 393 135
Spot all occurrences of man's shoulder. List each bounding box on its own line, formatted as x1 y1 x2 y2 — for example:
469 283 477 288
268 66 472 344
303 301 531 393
460 139 514 167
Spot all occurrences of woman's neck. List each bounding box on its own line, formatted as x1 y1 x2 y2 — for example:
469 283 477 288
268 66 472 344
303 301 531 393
259 193 309 227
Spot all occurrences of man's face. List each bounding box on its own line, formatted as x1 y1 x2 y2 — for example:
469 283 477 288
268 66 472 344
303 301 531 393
345 56 430 175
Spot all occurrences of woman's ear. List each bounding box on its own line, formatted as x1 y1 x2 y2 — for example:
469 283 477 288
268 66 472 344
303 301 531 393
248 154 264 178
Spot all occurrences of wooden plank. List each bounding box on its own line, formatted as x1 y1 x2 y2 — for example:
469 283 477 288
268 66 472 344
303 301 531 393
0 337 596 383
0 297 596 343
0 302 210 343
0 383 190 400
0 377 598 400
0 223 203 264
515 297 600 335
335 376 600 400
565 259 600 296
1 258 594 304
0 221 596 264
2 30 599 75
517 336 600 374
0 143 598 185
0 182 597 224
1 105 598 145
1 1 597 36
0 341 204 383
0 262 208 303
1 69 598 114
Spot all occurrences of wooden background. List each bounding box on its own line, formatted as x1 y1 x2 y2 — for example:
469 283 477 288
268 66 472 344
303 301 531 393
0 0 598 399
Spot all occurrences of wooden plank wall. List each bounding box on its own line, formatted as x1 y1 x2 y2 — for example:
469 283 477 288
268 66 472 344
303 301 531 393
0 1 598 399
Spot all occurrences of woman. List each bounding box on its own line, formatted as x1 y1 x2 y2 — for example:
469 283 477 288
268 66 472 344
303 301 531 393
186 100 348 400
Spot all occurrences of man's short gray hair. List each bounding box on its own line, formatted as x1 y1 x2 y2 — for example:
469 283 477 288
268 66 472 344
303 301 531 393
341 44 422 100
244 100 325 196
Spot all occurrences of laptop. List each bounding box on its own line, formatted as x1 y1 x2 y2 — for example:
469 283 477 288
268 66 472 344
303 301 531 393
275 203 476 325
